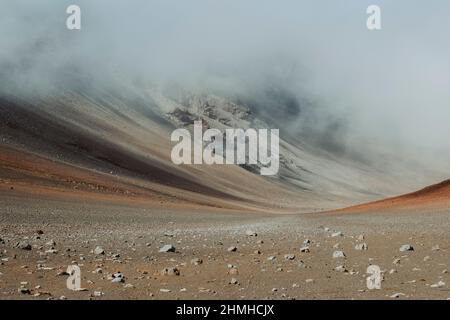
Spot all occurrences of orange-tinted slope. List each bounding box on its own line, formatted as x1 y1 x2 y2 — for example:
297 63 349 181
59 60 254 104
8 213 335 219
333 179 450 213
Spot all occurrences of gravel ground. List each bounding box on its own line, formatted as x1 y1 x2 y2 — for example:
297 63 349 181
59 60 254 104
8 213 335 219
1 194 450 300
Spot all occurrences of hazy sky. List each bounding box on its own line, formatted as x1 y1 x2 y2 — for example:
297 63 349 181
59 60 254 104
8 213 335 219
2 0 450 163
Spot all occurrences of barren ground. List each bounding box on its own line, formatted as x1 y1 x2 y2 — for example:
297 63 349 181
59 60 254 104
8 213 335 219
1 191 449 300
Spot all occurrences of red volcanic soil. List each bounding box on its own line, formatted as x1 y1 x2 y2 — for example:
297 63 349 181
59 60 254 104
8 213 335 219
334 179 450 213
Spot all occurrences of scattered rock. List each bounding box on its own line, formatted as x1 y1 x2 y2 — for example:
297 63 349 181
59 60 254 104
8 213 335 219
332 250 346 259
111 272 124 283
245 230 257 237
230 278 239 285
334 265 347 273
357 234 365 241
160 289 171 293
227 246 237 252
45 240 56 247
355 243 368 251
390 292 405 298
331 231 343 237
190 258 203 265
267 256 276 261
303 239 311 245
17 242 32 251
284 254 295 260
393 258 401 265
93 291 104 297
430 281 445 288
159 244 176 253
299 246 310 253
399 244 414 252
94 246 105 255
18 286 31 294
161 267 180 276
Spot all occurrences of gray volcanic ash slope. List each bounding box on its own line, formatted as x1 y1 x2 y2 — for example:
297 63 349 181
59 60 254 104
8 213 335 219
0 80 446 213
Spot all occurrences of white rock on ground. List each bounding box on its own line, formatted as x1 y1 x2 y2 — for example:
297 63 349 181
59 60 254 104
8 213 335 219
159 244 176 253
399 244 414 252
94 246 105 255
355 243 368 251
332 250 346 258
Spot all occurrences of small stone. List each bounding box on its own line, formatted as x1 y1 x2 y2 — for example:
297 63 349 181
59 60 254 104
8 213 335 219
357 234 365 241
399 244 414 252
161 267 180 276
390 293 405 298
45 249 58 254
299 246 310 253
45 240 56 247
393 258 401 265
111 272 124 283
159 244 176 253
432 245 440 251
160 289 171 293
430 281 445 288
94 246 105 255
303 239 311 245
230 278 239 285
112 277 124 283
284 254 295 260
355 243 368 251
227 246 237 252
93 291 104 297
267 256 276 261
245 230 257 237
332 250 346 259
423 256 431 262
18 286 31 294
331 231 343 237
190 258 203 265
305 279 314 283
334 265 347 273
17 242 32 251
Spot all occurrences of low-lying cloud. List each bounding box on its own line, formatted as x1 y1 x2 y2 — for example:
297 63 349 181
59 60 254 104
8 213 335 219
2 0 450 171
